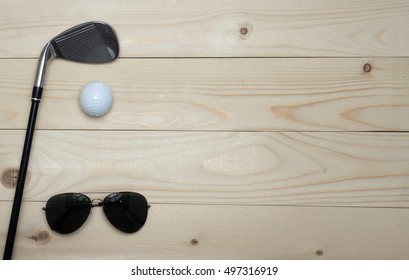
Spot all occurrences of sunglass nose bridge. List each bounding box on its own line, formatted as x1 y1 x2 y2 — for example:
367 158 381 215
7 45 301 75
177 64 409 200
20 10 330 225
91 199 103 208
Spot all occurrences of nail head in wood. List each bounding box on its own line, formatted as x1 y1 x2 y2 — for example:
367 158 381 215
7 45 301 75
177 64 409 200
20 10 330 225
240 27 248 35
363 63 372 73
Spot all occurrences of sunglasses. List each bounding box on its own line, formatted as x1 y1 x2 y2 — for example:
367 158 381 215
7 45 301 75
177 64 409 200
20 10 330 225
42 192 150 234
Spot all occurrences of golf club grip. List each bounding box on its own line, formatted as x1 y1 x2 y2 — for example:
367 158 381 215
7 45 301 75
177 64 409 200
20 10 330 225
3 87 41 260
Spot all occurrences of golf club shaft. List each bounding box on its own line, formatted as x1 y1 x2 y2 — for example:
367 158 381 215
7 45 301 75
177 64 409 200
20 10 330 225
3 88 42 260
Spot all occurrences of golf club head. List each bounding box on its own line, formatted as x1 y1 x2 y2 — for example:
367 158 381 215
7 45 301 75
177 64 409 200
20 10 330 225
51 22 119 63
34 21 119 88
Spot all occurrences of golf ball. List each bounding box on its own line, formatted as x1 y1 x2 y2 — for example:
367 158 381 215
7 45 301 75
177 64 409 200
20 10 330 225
79 81 113 117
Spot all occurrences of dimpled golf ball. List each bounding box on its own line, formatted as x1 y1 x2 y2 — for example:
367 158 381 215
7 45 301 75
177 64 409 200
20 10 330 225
80 81 113 117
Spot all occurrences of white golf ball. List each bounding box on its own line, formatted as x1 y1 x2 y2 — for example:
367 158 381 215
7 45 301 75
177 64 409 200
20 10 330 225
79 81 113 117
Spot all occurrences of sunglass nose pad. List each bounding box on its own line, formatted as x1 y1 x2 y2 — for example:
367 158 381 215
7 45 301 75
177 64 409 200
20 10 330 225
91 199 103 207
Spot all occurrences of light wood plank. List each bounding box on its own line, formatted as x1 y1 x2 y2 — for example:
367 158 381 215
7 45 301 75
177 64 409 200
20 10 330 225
1 202 408 259
0 0 408 57
0 58 408 131
1 130 408 207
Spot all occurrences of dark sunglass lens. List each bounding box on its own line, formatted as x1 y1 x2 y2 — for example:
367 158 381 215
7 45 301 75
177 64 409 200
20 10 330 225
44 193 91 234
103 192 149 233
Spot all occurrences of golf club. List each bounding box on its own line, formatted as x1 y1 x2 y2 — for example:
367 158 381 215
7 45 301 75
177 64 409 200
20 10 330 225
3 21 119 260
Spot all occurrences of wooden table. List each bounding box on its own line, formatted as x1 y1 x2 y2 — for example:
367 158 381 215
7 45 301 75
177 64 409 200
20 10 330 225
0 0 408 259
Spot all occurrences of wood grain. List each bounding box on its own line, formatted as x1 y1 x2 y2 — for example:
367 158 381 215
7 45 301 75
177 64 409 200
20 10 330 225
1 202 408 259
0 0 408 57
0 58 408 131
1 130 408 207
1 0 408 261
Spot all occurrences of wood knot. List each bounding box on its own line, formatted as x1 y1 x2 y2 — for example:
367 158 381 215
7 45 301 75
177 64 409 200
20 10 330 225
363 63 372 73
28 230 51 243
315 249 324 256
190 238 199 246
239 23 252 39
1 168 19 188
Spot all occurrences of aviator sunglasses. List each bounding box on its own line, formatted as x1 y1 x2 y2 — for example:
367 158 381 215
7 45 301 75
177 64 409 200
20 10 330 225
42 192 150 234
